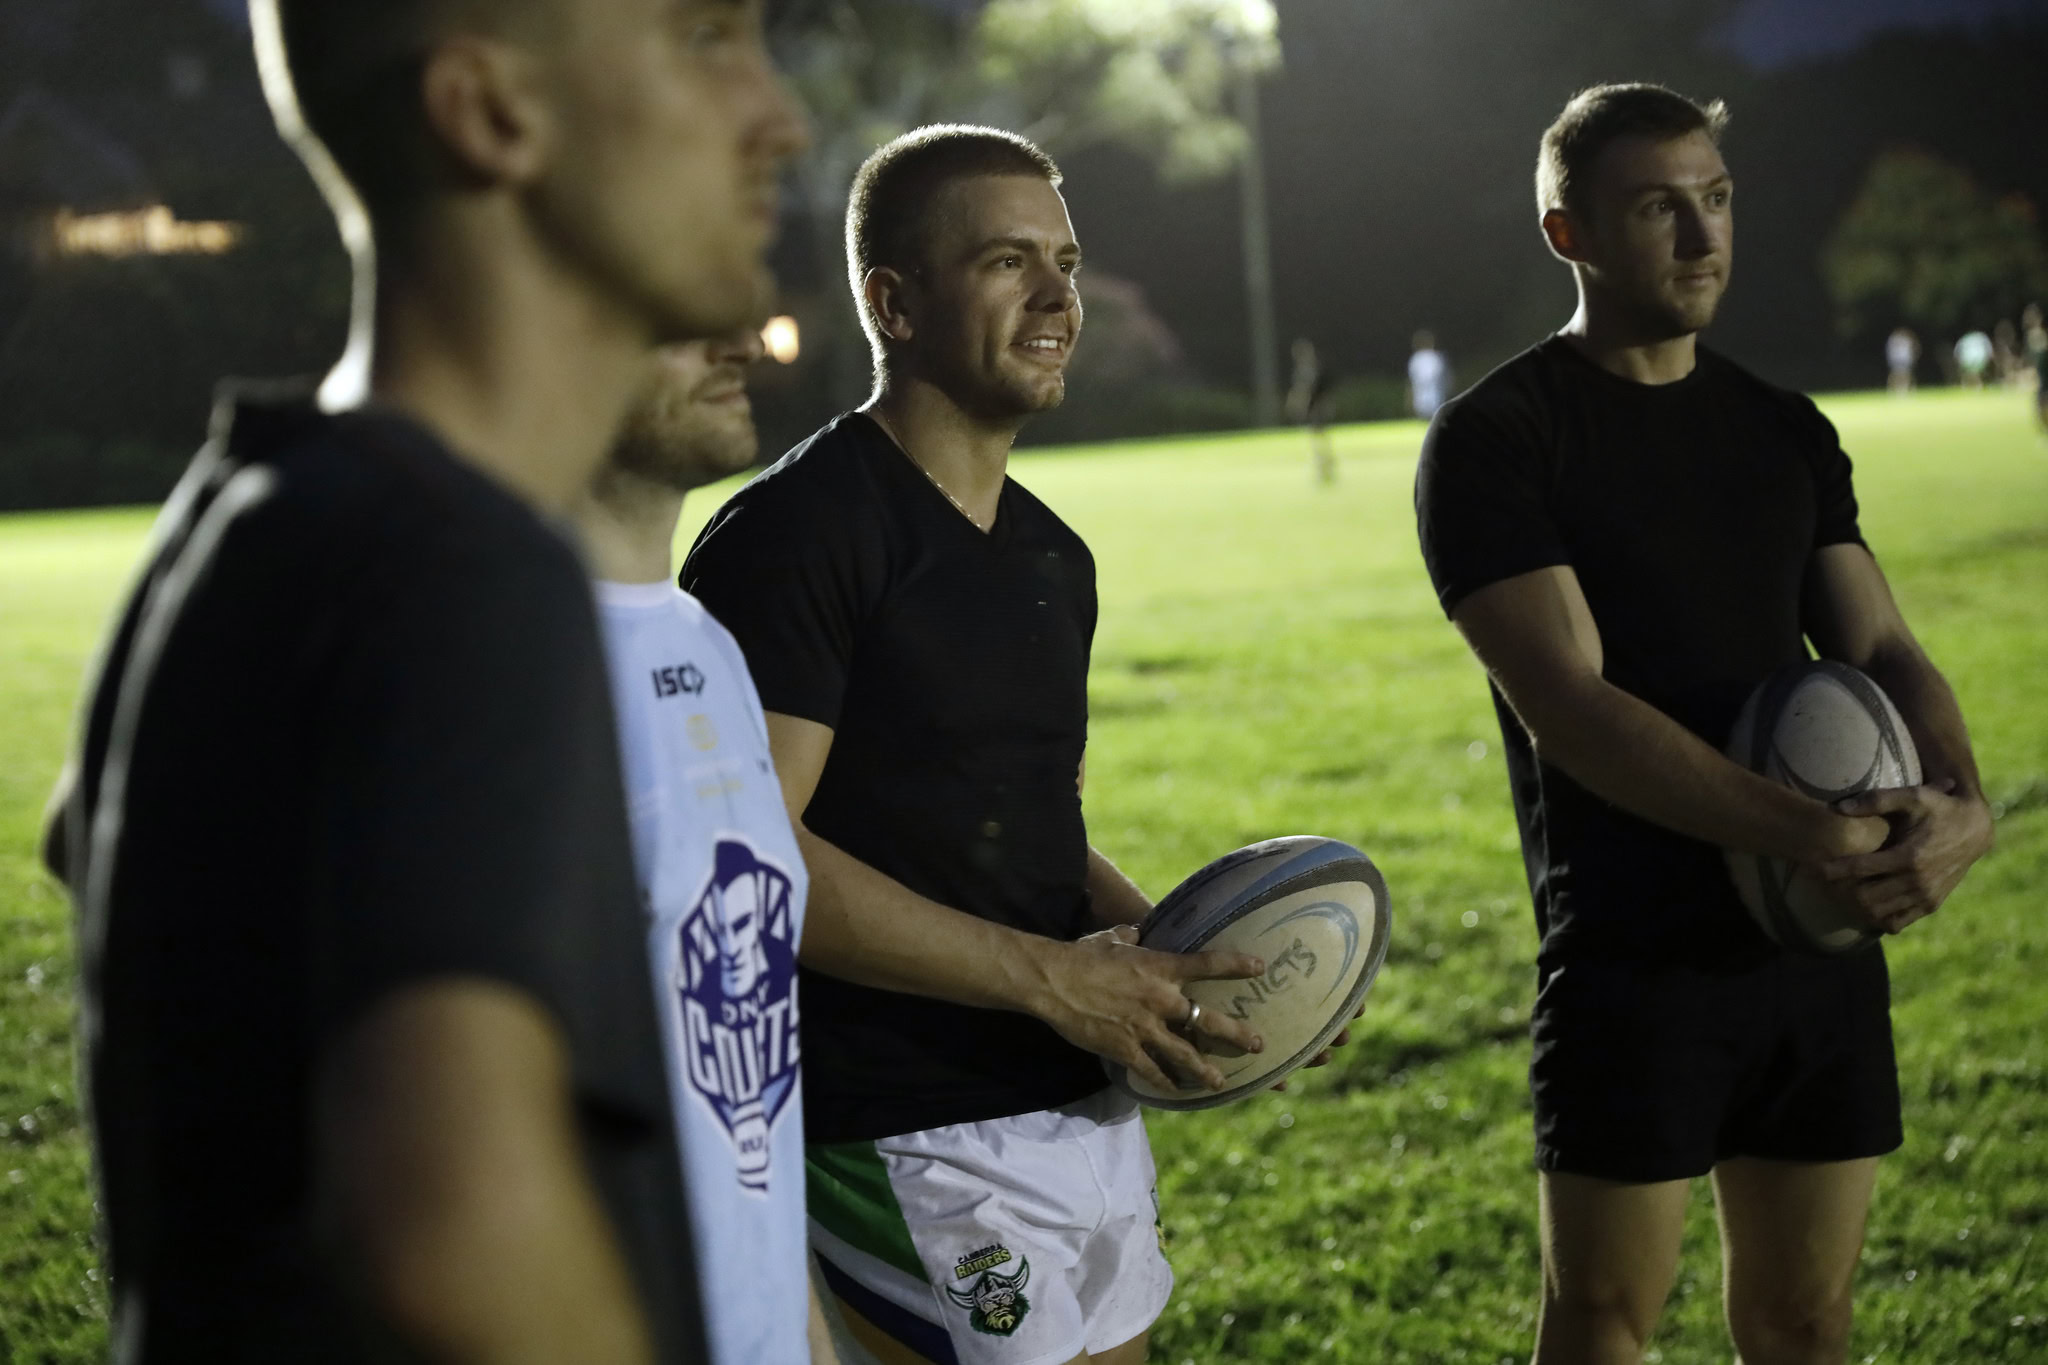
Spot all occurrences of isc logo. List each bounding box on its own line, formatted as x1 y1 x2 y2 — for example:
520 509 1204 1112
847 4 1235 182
652 662 706 699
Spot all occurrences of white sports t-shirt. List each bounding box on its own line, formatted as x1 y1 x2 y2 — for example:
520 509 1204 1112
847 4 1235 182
1409 347 1448 416
597 580 811 1365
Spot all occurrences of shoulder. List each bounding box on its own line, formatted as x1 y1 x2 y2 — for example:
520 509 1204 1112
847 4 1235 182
1694 347 1838 446
1420 341 1562 476
689 414 893 565
239 400 596 648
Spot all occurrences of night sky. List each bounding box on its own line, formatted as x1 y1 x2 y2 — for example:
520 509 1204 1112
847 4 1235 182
1723 0 2048 64
195 0 2048 59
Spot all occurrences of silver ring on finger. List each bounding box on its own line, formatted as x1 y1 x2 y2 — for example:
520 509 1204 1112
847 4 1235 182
1184 1000 1203 1031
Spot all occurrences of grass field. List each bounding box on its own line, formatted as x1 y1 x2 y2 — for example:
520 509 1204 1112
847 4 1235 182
1 390 2044 1363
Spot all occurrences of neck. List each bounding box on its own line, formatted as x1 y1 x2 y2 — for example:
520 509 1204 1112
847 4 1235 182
343 209 656 516
569 467 687 584
1558 288 1698 386
865 375 1020 528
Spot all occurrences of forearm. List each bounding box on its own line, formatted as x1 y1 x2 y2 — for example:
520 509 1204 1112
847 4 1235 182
1084 844 1152 929
794 828 1056 1016
1517 672 1878 863
1857 639 1986 802
318 984 656 1365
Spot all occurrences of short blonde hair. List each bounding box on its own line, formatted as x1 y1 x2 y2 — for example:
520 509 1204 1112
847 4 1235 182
1535 83 1729 216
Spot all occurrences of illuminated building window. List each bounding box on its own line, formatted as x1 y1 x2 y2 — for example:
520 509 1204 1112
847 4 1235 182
47 205 243 258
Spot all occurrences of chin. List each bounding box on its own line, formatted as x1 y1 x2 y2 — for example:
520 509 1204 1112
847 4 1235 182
649 266 773 346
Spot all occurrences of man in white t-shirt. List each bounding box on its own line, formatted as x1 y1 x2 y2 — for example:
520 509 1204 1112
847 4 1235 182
1409 329 1450 418
571 329 838 1364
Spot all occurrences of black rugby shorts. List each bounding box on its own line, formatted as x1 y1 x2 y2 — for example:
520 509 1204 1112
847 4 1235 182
1528 947 1903 1183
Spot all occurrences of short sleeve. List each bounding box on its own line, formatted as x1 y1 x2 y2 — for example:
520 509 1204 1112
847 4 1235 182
1792 395 1863 549
1414 395 1570 617
681 479 879 728
306 531 648 1051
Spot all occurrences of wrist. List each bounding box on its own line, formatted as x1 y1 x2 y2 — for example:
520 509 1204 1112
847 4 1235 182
1804 807 1886 862
996 931 1063 1021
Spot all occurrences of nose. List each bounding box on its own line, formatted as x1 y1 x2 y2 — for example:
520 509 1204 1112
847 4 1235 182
715 325 766 369
1030 261 1078 314
754 59 812 167
1674 200 1717 261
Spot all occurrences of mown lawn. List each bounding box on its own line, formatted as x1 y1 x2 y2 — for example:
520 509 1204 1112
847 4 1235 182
1 390 2043 1362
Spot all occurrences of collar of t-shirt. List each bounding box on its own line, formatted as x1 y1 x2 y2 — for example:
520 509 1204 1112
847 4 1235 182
595 579 684 611
851 411 1017 541
1545 333 1713 396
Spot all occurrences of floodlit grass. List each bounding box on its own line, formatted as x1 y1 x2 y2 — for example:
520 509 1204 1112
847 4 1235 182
2 391 2044 1361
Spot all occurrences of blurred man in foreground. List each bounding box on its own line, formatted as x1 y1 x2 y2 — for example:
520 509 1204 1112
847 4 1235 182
570 330 839 1364
684 125 1271 1365
44 0 803 1360
1416 83 1991 1365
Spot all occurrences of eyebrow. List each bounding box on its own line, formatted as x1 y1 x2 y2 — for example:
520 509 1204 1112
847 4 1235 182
1627 174 1734 197
975 235 1083 261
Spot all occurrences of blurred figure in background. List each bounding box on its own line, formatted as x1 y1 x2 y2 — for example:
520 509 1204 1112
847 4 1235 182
1408 329 1450 418
1954 329 1993 388
1287 336 1338 484
1885 325 1919 394
2024 304 2048 435
1992 319 2022 386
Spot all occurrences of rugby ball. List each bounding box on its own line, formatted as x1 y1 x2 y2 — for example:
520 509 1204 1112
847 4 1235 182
1724 660 1921 954
1106 836 1392 1110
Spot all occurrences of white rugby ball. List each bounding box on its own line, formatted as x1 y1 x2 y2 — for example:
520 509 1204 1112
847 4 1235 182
1724 660 1921 954
1105 836 1392 1110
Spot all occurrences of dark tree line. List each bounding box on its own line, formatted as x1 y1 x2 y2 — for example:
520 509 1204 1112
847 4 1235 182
3 0 2044 509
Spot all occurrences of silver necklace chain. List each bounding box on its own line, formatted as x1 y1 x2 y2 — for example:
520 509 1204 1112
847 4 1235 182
869 409 987 531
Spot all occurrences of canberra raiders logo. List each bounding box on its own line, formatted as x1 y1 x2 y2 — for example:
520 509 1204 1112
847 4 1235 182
674 837 799 1196
945 1245 1031 1337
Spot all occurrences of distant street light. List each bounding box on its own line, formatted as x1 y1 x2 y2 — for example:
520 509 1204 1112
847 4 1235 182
761 315 801 364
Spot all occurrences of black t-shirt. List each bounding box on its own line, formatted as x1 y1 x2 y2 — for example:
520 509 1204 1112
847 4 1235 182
67 388 704 1363
681 412 1105 1141
1414 338 1865 968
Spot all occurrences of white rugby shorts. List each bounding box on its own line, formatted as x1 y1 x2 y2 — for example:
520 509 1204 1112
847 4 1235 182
807 1088 1172 1365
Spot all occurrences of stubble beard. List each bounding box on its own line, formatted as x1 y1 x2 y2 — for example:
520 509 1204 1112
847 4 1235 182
612 381 756 493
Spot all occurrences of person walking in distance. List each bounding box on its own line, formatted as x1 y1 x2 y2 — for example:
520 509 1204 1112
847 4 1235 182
1409 330 1450 418
1885 326 1919 395
1288 337 1339 484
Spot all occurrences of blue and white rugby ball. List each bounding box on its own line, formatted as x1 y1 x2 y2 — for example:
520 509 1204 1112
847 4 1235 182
1724 660 1922 954
1106 836 1392 1110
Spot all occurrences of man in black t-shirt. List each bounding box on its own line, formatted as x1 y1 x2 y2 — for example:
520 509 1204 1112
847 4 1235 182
684 127 1269 1365
41 3 805 1362
1415 85 1992 1365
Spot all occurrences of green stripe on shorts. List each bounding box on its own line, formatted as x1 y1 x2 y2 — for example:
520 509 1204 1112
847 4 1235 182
805 1140 927 1282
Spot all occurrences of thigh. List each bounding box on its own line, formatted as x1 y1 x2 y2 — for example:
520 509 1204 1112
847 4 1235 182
1712 1156 1878 1313
1539 1170 1692 1319
1724 952 1901 1166
1085 1331 1147 1365
1071 1097 1172 1357
1530 960 1743 1183
808 1128 1088 1365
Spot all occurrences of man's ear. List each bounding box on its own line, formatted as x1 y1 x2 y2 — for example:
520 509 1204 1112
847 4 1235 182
419 36 552 188
1541 207 1588 264
863 267 915 345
